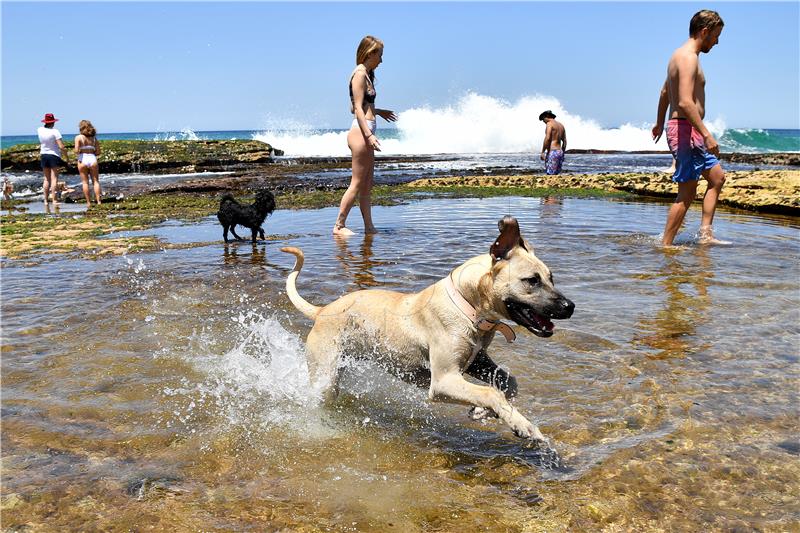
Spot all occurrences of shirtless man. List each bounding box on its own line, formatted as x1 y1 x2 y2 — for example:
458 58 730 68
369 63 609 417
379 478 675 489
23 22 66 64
652 10 726 246
539 110 567 175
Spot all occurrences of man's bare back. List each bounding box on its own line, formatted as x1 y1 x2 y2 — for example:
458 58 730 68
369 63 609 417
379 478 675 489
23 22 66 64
545 120 566 151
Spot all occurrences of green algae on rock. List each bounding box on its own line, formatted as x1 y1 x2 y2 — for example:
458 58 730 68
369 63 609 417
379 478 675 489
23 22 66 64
0 139 283 174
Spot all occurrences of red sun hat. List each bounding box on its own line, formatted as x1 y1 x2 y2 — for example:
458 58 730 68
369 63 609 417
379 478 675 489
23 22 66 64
41 113 59 123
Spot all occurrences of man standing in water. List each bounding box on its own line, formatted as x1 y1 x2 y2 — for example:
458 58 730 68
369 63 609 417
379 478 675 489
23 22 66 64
652 10 726 246
539 110 567 175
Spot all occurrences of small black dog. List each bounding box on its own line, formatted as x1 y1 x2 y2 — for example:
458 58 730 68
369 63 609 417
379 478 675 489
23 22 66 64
216 190 276 243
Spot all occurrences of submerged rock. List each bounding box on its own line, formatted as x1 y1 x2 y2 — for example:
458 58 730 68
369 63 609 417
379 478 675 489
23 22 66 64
407 170 800 215
566 150 800 167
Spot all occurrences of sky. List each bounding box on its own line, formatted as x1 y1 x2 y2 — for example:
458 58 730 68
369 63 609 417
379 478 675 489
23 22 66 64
2 1 798 136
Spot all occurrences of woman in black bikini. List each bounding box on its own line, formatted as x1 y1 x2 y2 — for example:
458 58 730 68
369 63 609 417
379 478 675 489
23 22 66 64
333 35 397 236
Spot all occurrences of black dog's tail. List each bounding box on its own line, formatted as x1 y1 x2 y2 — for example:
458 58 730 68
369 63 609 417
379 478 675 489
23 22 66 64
219 193 237 206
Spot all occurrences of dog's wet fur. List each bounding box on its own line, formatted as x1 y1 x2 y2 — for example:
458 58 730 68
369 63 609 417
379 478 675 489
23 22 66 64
281 216 574 444
217 190 276 243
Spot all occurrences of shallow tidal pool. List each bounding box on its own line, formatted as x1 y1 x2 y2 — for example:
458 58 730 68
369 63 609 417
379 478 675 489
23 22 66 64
2 196 799 531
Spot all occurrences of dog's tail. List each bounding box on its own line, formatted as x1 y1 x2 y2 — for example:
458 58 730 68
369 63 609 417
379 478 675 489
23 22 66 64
280 246 322 320
219 192 237 205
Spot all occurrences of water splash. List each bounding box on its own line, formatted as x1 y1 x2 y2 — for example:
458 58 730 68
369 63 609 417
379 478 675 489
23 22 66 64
169 312 328 436
253 92 731 156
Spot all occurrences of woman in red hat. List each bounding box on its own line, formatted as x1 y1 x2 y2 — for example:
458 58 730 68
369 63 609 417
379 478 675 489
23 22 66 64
37 113 67 204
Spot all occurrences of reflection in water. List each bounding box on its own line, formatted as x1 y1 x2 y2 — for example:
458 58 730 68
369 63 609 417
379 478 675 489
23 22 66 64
538 196 563 232
633 247 712 359
333 233 386 289
222 242 266 265
540 195 563 212
44 201 61 215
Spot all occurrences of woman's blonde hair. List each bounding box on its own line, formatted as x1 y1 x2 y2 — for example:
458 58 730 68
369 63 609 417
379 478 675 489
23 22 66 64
79 120 96 137
355 35 383 81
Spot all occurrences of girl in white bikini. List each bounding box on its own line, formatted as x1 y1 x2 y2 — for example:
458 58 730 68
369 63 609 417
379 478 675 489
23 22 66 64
333 35 397 236
74 120 102 207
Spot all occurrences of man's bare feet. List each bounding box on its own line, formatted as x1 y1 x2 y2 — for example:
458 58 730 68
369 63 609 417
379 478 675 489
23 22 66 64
333 223 355 236
697 225 731 245
364 226 379 234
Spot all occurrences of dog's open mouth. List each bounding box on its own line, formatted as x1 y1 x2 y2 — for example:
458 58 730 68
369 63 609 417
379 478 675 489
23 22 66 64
504 300 555 337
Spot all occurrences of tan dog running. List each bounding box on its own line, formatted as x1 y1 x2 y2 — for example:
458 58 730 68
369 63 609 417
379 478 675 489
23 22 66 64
281 216 574 442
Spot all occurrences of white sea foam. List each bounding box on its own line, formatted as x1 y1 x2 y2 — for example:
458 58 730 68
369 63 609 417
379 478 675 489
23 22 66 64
154 127 203 141
253 92 726 157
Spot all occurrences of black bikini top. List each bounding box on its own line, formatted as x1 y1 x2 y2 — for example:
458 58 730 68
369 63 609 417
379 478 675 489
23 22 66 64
349 67 376 111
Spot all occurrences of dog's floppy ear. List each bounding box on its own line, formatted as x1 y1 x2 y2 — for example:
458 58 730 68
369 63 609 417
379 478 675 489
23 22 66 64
490 216 526 261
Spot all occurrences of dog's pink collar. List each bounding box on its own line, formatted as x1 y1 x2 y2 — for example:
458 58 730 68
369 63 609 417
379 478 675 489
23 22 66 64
444 273 516 343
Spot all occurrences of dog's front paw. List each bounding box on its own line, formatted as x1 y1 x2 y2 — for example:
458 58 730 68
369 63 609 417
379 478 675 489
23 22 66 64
511 419 535 439
511 418 549 441
469 406 498 421
529 425 547 443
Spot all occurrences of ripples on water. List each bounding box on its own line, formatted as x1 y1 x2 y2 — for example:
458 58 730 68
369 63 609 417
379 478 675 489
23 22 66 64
2 197 799 530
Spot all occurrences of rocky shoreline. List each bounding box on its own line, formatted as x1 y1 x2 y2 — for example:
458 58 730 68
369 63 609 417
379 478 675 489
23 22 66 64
134 167 800 216
4 139 797 214
3 139 798 175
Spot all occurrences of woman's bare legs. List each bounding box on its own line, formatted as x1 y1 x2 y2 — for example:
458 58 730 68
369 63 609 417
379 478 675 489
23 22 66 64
359 160 377 233
90 165 102 204
43 167 59 204
334 128 375 236
42 169 51 203
78 163 92 207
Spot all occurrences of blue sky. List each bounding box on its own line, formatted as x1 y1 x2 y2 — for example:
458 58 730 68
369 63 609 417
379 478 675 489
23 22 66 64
2 1 798 135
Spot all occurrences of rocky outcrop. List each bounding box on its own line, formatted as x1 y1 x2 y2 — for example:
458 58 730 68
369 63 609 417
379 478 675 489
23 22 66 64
721 152 800 166
407 170 800 215
0 139 283 174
